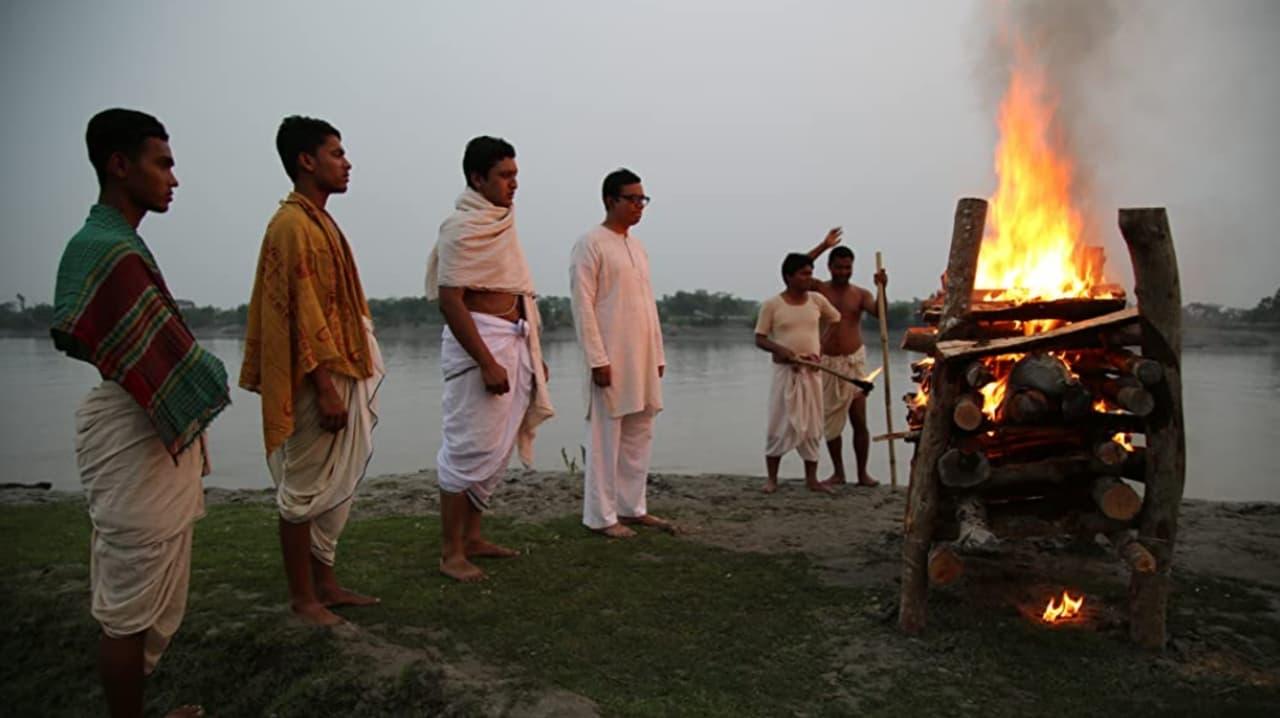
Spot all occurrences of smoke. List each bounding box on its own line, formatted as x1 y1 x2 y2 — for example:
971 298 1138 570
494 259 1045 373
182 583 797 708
975 0 1125 245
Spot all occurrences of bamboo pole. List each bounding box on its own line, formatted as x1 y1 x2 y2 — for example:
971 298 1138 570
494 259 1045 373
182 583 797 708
875 252 898 491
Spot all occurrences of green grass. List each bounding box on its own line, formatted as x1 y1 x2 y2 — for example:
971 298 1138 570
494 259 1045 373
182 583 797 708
2 501 1278 717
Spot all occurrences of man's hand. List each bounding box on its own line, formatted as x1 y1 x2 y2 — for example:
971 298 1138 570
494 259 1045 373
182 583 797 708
822 226 843 250
658 364 665 378
316 386 348 433
875 268 888 288
775 349 798 365
481 361 510 395
592 365 612 388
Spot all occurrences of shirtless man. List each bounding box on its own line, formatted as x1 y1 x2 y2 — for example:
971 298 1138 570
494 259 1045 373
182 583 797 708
808 228 887 487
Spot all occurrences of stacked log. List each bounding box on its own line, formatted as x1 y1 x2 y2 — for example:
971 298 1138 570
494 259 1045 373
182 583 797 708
896 204 1185 652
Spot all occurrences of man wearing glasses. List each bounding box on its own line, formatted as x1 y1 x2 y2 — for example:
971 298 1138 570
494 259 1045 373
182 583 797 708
569 168 670 537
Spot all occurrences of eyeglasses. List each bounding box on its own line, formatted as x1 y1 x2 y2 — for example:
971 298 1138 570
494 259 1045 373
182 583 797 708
617 193 651 207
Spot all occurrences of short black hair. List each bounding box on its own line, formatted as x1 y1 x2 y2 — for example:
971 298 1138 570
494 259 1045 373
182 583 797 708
829 246 855 263
602 168 641 208
86 108 168 184
276 115 341 181
463 136 515 189
782 253 814 280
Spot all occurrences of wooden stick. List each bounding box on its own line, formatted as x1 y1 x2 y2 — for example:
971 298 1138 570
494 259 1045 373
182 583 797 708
1119 207 1186 650
900 197 987 636
792 358 875 393
935 306 1140 360
876 251 898 491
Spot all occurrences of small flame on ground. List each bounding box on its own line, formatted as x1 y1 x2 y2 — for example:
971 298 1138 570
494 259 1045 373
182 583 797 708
1042 591 1085 623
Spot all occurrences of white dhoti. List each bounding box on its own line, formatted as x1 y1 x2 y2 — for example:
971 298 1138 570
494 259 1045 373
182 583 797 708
436 312 535 511
76 380 206 674
822 346 869 441
765 363 824 462
269 321 383 566
582 386 656 530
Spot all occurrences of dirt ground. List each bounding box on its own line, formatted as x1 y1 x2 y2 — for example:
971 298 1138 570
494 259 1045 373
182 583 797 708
6 470 1278 715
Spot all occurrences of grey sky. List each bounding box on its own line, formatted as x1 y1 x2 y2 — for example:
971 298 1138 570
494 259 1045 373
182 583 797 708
2 0 1277 309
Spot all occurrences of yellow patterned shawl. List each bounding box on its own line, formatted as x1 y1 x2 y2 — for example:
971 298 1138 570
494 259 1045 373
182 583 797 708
239 192 373 453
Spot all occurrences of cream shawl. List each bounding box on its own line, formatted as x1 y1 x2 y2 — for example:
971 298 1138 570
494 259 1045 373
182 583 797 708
426 189 554 466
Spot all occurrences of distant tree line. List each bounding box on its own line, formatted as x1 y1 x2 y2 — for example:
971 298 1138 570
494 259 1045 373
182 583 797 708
1183 286 1280 327
8 286 1276 335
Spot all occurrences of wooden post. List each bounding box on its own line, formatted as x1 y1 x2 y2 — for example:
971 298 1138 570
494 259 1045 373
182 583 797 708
899 197 987 635
1118 208 1186 650
875 252 899 491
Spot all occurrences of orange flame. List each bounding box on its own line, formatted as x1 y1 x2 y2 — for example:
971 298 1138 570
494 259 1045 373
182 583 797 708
1042 591 1085 623
1113 432 1135 452
975 55 1105 309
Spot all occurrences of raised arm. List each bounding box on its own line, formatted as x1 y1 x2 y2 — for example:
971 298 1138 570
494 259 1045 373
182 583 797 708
806 226 844 262
438 286 509 394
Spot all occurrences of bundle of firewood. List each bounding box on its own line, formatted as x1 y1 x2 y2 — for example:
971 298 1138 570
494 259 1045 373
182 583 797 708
894 199 1186 650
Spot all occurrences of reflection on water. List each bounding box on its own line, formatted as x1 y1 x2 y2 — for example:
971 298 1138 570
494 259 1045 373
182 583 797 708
2 335 1277 502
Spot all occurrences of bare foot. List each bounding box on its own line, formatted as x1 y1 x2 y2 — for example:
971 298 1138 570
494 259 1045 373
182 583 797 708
165 705 205 718
466 539 521 558
593 523 637 538
825 473 848 486
439 555 487 583
807 481 835 495
291 600 344 627
318 586 381 607
762 479 779 494
857 474 881 487
621 514 680 535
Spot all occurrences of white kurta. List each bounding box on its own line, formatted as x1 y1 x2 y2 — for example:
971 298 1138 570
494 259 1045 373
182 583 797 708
569 225 665 418
570 225 665 528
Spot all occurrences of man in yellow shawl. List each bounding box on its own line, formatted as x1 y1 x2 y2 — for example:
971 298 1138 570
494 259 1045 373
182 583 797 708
241 116 385 626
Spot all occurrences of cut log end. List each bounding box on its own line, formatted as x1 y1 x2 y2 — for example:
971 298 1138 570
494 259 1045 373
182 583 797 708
929 543 964 586
938 447 991 488
952 394 985 432
1111 531 1157 574
1091 476 1143 521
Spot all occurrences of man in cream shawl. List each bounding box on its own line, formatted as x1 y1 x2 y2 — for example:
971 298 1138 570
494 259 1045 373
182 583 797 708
569 168 671 538
426 136 554 582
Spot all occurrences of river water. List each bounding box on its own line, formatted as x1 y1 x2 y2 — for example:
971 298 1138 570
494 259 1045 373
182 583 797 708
2 334 1277 502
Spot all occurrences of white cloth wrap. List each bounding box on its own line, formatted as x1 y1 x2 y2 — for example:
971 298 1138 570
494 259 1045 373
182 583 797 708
76 380 207 674
426 188 553 464
821 346 869 441
268 319 383 566
436 312 534 511
765 363 824 462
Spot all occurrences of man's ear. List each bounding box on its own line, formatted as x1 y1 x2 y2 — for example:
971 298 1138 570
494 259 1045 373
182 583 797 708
296 151 316 176
105 151 130 180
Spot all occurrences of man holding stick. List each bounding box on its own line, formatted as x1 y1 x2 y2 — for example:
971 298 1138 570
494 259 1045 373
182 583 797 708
808 228 887 487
